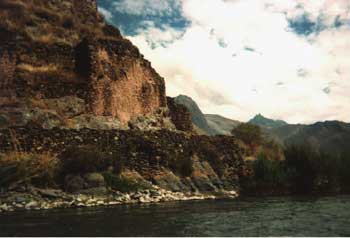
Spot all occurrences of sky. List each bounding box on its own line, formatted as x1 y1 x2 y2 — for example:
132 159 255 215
97 0 350 124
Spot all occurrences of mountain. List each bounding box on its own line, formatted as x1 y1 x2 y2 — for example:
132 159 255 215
247 114 350 155
280 121 350 155
264 121 350 155
205 114 241 135
249 114 288 129
174 95 217 135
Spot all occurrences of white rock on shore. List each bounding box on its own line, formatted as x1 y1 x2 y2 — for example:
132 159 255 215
0 187 238 213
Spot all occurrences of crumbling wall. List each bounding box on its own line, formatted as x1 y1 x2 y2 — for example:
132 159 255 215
86 39 166 123
0 51 17 106
167 97 193 132
0 127 244 191
0 0 167 126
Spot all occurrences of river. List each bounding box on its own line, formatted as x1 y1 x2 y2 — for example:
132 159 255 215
0 196 349 236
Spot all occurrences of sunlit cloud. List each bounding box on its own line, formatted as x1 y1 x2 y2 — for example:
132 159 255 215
99 0 350 124
98 7 113 21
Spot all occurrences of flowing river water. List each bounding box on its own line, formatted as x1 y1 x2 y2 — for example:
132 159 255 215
0 196 350 236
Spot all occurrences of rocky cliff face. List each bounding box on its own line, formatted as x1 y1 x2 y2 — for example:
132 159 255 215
0 0 166 127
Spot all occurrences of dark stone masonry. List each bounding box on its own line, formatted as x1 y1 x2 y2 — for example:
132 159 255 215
0 0 166 125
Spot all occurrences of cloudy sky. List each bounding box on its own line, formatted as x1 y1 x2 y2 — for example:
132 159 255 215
97 0 350 124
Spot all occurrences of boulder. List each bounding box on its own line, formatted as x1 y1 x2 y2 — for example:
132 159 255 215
69 114 125 130
36 189 65 199
65 175 86 193
79 187 107 196
25 201 39 210
152 169 190 192
84 173 105 188
0 108 64 129
190 159 222 192
65 173 107 195
129 108 176 131
44 96 86 118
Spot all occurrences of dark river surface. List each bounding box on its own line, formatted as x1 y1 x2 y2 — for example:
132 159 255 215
0 196 350 237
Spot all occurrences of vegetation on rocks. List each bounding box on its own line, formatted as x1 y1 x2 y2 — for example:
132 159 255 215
102 172 152 193
241 145 350 195
0 128 244 198
0 152 60 188
59 145 116 175
231 123 263 148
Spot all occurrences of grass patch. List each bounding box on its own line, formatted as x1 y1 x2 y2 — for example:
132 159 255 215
18 63 58 73
59 146 115 175
103 172 151 193
0 152 60 188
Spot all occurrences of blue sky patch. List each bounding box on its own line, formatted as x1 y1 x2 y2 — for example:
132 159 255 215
288 14 319 36
97 0 189 36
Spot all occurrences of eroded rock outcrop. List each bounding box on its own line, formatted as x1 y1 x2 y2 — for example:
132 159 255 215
167 97 193 132
0 0 166 127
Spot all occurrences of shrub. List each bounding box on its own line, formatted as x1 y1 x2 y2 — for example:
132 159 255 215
59 145 114 175
284 145 319 193
195 140 227 177
0 152 60 188
169 157 194 177
102 172 151 193
253 153 287 185
231 123 263 148
337 153 350 192
113 159 125 176
242 144 350 195
282 145 349 194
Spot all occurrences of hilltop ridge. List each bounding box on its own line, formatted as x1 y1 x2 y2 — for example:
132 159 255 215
249 113 288 129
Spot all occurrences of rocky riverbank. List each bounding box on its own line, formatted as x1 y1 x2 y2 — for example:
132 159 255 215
0 128 244 215
0 186 238 213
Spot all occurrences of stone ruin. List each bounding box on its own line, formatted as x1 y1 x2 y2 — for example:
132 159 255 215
0 0 193 131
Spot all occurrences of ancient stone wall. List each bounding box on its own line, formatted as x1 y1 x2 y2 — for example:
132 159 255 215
0 0 167 126
0 51 17 106
14 42 89 99
167 97 193 132
0 128 243 184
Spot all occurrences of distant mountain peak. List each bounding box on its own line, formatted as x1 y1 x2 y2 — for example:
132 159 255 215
253 113 265 119
249 114 287 129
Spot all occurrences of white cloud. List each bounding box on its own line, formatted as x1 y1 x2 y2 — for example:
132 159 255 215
112 0 181 16
134 21 185 47
125 0 350 124
98 7 113 21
